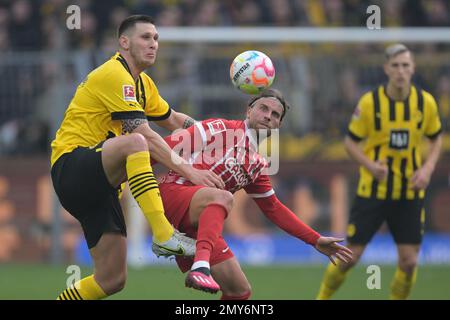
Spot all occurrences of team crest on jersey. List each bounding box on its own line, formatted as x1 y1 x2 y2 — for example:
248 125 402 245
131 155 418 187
207 120 226 135
122 85 137 102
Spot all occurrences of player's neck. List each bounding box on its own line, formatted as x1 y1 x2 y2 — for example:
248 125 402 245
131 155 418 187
386 82 411 101
118 51 143 81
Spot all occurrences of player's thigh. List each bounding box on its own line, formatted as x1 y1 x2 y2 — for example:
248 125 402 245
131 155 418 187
347 197 387 245
159 183 205 231
211 257 251 296
51 143 119 216
188 187 232 225
386 199 424 245
101 134 148 188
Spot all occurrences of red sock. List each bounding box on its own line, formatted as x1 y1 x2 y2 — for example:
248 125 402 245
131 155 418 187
194 204 227 264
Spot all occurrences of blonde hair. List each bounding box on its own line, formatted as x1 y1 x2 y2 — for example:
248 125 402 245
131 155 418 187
385 43 411 61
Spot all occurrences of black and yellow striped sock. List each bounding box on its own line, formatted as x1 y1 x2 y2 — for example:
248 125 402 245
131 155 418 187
390 267 417 300
126 151 173 243
57 275 107 300
316 261 348 300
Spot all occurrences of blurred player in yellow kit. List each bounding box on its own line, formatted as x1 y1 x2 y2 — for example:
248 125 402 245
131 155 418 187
317 44 442 300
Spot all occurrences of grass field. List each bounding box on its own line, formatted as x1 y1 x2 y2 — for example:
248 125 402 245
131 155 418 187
0 264 449 300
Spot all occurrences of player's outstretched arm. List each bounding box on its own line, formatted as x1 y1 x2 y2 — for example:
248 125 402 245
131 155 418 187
253 194 352 264
314 237 353 265
253 194 321 245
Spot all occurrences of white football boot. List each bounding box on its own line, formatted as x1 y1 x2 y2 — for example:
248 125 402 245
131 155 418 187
152 229 196 257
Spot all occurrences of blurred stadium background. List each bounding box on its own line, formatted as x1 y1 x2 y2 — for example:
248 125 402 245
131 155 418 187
0 0 449 299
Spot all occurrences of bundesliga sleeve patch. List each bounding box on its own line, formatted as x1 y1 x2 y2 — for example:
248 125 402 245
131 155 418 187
207 119 226 135
123 85 137 102
352 104 361 119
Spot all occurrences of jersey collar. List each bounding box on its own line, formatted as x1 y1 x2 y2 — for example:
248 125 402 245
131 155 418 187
114 52 133 78
383 83 413 103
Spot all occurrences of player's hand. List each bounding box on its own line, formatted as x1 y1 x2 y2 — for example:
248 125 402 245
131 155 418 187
368 160 388 181
314 237 353 266
188 168 225 189
410 165 432 191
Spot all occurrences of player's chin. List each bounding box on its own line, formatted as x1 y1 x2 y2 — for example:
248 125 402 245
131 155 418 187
143 57 155 67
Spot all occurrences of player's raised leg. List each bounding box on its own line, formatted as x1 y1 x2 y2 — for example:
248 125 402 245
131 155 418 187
102 133 195 256
316 244 366 300
390 244 420 300
184 188 234 293
211 258 252 300
57 233 126 300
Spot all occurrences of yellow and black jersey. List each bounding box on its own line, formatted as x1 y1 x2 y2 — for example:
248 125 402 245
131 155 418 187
51 52 171 166
348 84 442 200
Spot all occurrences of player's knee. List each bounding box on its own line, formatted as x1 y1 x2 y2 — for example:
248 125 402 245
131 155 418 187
210 190 233 213
126 133 148 154
399 256 418 275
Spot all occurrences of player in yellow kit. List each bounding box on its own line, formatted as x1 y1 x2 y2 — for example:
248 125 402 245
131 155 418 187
52 15 224 300
317 44 442 300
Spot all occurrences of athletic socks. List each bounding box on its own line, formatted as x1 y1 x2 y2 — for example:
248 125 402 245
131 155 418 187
316 261 348 300
57 275 107 300
126 151 173 243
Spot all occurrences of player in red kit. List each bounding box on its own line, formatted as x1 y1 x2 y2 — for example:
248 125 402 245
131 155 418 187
154 89 353 299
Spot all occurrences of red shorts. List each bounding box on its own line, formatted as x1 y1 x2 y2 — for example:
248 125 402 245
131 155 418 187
159 182 234 273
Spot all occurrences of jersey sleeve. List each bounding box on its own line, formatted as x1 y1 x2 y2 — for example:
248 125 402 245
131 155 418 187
253 194 321 245
244 174 275 198
141 74 172 121
94 68 145 120
347 92 372 141
423 91 442 139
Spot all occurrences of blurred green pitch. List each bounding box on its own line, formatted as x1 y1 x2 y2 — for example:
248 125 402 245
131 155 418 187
0 264 449 300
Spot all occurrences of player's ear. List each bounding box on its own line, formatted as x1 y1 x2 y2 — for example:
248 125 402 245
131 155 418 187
383 62 389 76
246 105 252 119
119 34 130 50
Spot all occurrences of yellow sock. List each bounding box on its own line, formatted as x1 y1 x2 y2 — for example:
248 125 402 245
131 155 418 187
57 275 107 300
316 262 348 300
390 267 417 300
126 151 173 243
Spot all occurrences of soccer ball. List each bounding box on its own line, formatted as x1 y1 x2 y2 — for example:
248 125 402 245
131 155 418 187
230 50 275 94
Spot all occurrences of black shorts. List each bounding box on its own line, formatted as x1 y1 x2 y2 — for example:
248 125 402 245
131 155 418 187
347 196 425 245
51 142 126 249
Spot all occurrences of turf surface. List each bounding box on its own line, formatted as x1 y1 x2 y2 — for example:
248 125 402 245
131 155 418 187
0 264 449 300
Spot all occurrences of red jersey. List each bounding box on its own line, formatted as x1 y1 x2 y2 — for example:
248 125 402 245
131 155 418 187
159 118 321 246
162 119 274 198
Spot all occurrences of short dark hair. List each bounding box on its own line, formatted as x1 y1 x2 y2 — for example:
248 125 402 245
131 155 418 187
118 15 155 38
247 88 290 121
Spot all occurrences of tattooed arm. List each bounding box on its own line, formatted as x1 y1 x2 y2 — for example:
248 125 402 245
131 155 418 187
121 118 148 134
154 109 196 131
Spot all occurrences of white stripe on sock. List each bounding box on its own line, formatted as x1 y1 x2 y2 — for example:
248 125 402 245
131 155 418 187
191 260 210 270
